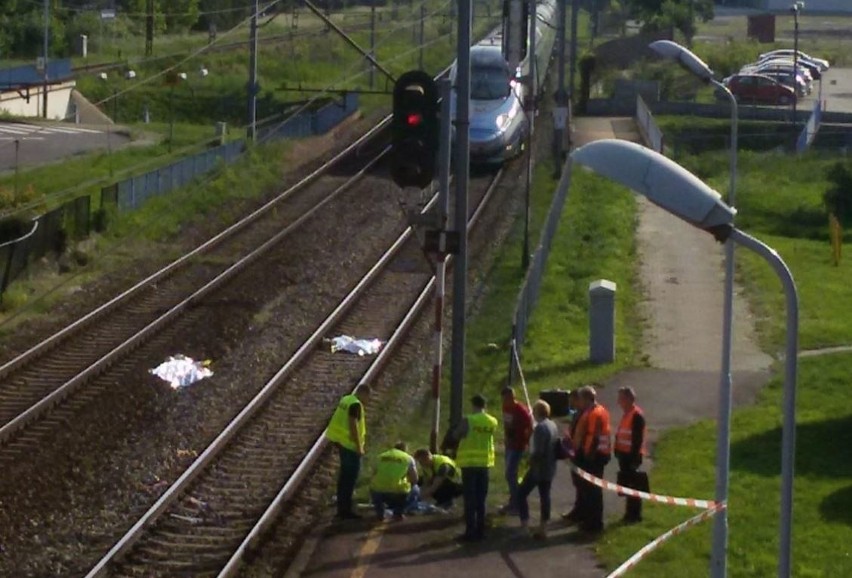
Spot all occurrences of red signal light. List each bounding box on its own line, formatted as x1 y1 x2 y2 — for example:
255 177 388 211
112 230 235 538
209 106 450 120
406 113 423 127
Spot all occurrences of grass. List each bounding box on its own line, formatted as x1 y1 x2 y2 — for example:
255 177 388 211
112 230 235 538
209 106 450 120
0 139 290 321
360 155 641 503
600 119 852 576
0 122 220 215
599 353 852 578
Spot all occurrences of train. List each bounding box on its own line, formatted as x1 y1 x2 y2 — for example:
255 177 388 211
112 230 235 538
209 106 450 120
449 0 559 164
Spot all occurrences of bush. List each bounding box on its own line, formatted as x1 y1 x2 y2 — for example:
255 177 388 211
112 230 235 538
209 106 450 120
824 161 852 224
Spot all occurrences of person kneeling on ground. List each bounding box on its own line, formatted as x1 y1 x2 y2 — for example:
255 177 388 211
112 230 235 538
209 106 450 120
414 449 463 509
517 399 559 539
370 441 419 521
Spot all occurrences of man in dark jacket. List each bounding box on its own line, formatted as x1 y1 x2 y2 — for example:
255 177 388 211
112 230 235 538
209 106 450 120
517 399 559 539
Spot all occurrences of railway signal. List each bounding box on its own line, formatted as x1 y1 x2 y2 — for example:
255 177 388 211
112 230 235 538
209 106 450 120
391 70 439 189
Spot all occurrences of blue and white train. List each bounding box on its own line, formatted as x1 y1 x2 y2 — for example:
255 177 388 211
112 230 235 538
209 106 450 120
449 0 558 164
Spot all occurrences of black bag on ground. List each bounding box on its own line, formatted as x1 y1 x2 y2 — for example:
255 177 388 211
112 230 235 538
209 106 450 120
540 389 571 417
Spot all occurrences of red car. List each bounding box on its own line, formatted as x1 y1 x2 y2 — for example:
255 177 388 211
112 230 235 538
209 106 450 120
723 74 797 105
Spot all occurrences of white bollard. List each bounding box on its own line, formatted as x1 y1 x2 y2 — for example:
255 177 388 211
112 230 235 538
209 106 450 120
589 279 616 364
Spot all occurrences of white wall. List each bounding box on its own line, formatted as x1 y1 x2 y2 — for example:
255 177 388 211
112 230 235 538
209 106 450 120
0 81 77 121
765 0 852 13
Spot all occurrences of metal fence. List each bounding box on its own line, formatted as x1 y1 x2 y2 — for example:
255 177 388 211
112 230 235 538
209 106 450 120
636 95 664 153
796 100 823 154
0 93 360 297
507 158 574 385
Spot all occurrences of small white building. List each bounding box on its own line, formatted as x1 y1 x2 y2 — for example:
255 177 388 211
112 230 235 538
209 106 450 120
0 60 77 121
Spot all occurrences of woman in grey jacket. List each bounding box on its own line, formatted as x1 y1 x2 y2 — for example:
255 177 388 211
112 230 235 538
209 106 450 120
517 399 559 538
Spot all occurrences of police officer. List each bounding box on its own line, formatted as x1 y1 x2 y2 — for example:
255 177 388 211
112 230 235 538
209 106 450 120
326 384 371 520
414 448 463 508
452 393 498 542
370 441 419 521
573 385 611 533
615 386 648 524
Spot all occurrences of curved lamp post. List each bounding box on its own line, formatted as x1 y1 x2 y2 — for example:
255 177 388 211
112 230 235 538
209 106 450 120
571 139 799 578
650 39 738 578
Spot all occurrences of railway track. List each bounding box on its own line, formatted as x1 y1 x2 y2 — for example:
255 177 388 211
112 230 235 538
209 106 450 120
83 168 503 578
0 119 393 459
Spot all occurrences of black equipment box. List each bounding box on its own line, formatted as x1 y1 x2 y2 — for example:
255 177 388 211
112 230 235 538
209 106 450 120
540 389 571 417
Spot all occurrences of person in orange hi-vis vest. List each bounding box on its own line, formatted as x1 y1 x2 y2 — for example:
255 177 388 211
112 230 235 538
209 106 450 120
615 386 649 523
572 385 611 533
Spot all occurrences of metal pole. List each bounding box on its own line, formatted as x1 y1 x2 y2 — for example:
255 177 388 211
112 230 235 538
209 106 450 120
43 0 49 119
369 1 376 89
14 140 20 197
569 0 579 107
521 0 536 270
419 3 426 71
113 88 118 123
169 85 175 153
431 79 453 453
553 0 567 170
248 0 259 141
709 80 738 578
450 0 471 431
728 228 799 578
792 6 799 139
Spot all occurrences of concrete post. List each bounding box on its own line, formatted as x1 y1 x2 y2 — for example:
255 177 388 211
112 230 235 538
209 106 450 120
589 279 616 364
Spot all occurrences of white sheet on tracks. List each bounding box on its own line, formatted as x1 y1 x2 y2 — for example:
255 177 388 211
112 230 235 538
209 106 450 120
328 335 383 356
150 354 213 389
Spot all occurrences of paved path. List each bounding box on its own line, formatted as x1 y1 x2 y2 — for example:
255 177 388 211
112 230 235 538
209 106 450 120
291 117 773 578
0 121 131 172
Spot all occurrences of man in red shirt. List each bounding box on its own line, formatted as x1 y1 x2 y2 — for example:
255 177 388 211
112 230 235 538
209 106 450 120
499 386 533 514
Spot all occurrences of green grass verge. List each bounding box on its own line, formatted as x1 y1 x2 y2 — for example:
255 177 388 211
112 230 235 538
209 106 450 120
598 353 852 577
360 157 640 504
0 139 290 319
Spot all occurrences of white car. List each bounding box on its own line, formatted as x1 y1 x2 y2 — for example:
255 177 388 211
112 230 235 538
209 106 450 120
758 49 830 71
742 61 813 91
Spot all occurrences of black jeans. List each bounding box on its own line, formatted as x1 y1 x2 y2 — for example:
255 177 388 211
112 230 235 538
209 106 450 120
617 454 646 521
432 478 463 507
577 457 606 531
517 473 552 523
462 467 489 538
337 446 361 516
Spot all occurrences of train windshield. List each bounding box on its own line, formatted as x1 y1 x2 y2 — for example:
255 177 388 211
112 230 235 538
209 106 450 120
471 66 511 100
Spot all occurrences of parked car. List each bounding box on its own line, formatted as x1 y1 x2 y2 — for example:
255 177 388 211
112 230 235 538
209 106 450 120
757 56 821 80
760 70 808 97
722 74 797 105
741 62 813 92
758 49 830 71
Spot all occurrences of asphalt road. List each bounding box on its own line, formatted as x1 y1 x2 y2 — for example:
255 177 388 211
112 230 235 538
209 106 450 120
0 122 132 173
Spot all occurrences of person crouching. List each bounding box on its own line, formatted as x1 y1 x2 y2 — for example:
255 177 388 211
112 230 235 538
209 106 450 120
370 441 419 521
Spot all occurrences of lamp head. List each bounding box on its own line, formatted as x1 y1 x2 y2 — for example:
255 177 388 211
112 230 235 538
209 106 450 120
649 40 715 82
570 139 736 232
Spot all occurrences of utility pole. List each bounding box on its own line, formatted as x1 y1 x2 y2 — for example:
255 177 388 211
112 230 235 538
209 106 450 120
521 0 536 270
369 0 376 89
569 0 579 109
419 3 426 70
145 0 154 57
248 0 259 141
553 0 568 170
450 0 471 432
42 0 49 119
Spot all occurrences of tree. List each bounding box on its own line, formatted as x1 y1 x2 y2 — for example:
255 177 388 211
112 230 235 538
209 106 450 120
626 0 713 43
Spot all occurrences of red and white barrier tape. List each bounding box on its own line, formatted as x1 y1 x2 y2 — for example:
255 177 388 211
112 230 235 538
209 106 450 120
572 466 719 510
605 504 725 578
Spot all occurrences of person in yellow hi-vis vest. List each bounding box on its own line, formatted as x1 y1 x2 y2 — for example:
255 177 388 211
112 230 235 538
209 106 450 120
451 393 498 542
326 384 371 520
370 441 419 521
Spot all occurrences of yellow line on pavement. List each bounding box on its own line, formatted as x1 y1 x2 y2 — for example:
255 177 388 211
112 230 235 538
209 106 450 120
350 524 387 578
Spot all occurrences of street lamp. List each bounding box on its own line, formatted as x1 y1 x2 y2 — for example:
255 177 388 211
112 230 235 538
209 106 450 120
571 139 799 578
791 2 804 138
650 38 738 578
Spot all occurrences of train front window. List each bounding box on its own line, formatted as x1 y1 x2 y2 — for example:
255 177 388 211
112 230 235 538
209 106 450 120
471 66 511 100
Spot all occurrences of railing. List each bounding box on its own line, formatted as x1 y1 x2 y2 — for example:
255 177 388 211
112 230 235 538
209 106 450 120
0 93 360 297
635 94 664 153
508 158 573 385
796 99 822 154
